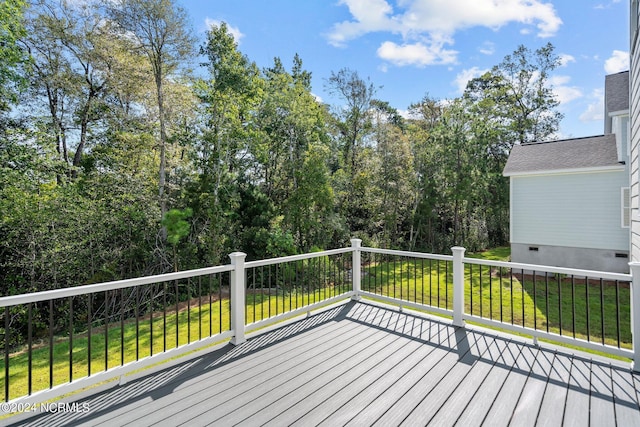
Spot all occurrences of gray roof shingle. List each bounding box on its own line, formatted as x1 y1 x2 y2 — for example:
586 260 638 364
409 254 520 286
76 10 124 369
503 134 622 176
605 71 629 114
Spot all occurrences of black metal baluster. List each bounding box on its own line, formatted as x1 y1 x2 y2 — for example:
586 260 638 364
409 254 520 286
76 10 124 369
600 278 605 345
28 303 32 395
175 280 179 348
49 300 53 389
533 272 537 330
134 287 138 361
545 274 550 333
121 289 125 365
421 258 424 304
105 291 111 370
510 269 514 324
429 258 433 306
149 284 154 356
499 266 503 323
69 296 73 382
469 264 473 315
445 261 449 310
5 306 9 401
163 282 167 352
187 277 191 344
489 266 493 320
616 280 621 348
479 265 483 318
88 294 92 376
436 260 440 308
520 269 525 327
557 274 562 336
586 277 591 341
209 275 213 337
198 277 202 341
187 278 191 344
571 276 576 339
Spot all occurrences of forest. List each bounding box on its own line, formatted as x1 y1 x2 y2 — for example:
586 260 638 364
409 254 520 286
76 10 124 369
0 0 563 295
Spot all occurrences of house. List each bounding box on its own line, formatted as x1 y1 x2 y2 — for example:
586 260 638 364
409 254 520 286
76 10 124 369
503 71 630 273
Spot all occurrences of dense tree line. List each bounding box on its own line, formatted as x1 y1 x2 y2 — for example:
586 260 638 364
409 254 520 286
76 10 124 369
0 0 562 295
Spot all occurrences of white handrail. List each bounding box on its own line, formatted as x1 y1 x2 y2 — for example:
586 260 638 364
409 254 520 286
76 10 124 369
464 257 631 282
244 247 353 268
0 264 235 308
361 247 453 261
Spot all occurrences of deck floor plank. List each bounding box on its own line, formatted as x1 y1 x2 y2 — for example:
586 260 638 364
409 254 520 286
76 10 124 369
536 350 572 427
176 321 397 426
611 366 640 427
589 361 616 427
398 331 499 426
307 320 456 427
509 347 557 427
426 334 511 427
479 341 539 427
335 325 471 427
218 314 423 426
454 338 524 427
98 305 374 426
563 357 593 427
274 316 447 426
5 301 639 427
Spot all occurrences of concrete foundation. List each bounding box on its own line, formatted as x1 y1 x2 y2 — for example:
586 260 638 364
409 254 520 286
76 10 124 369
511 243 629 273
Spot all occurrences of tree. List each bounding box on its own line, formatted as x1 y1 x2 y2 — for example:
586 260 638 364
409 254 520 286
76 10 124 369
465 43 562 146
108 0 195 221
371 100 412 248
0 0 29 112
326 68 376 172
326 68 377 239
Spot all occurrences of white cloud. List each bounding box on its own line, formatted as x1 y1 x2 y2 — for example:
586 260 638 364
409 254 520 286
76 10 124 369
377 40 457 67
549 75 582 104
328 0 562 66
453 67 489 93
579 89 604 122
205 19 244 44
559 54 576 67
604 50 629 74
478 41 495 55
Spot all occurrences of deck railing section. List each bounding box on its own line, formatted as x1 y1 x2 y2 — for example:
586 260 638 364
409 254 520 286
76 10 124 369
462 256 633 359
0 265 235 405
242 247 355 336
356 245 636 361
2 240 640 409
0 246 354 407
359 247 454 319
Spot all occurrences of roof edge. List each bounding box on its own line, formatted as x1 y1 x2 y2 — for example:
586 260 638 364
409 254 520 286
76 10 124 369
504 164 625 177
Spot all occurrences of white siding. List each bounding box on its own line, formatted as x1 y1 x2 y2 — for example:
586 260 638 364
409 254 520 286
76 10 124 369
631 0 640 261
511 171 629 251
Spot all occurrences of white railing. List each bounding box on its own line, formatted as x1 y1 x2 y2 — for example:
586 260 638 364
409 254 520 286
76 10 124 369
2 239 640 412
0 244 356 409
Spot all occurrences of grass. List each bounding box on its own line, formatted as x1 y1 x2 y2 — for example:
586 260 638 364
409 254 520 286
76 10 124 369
361 247 631 350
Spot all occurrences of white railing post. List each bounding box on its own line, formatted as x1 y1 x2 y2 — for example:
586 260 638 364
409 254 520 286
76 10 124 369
229 252 247 346
630 262 640 371
351 239 362 300
452 246 466 327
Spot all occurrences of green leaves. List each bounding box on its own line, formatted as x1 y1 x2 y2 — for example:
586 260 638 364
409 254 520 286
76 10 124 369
161 208 193 246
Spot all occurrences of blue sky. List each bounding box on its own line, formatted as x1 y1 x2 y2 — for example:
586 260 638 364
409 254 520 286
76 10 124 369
183 0 629 139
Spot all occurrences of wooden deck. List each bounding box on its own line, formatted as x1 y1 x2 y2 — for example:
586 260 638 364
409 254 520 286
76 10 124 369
6 300 640 426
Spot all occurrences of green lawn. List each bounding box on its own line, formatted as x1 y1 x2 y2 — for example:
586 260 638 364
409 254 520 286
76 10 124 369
361 247 631 350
